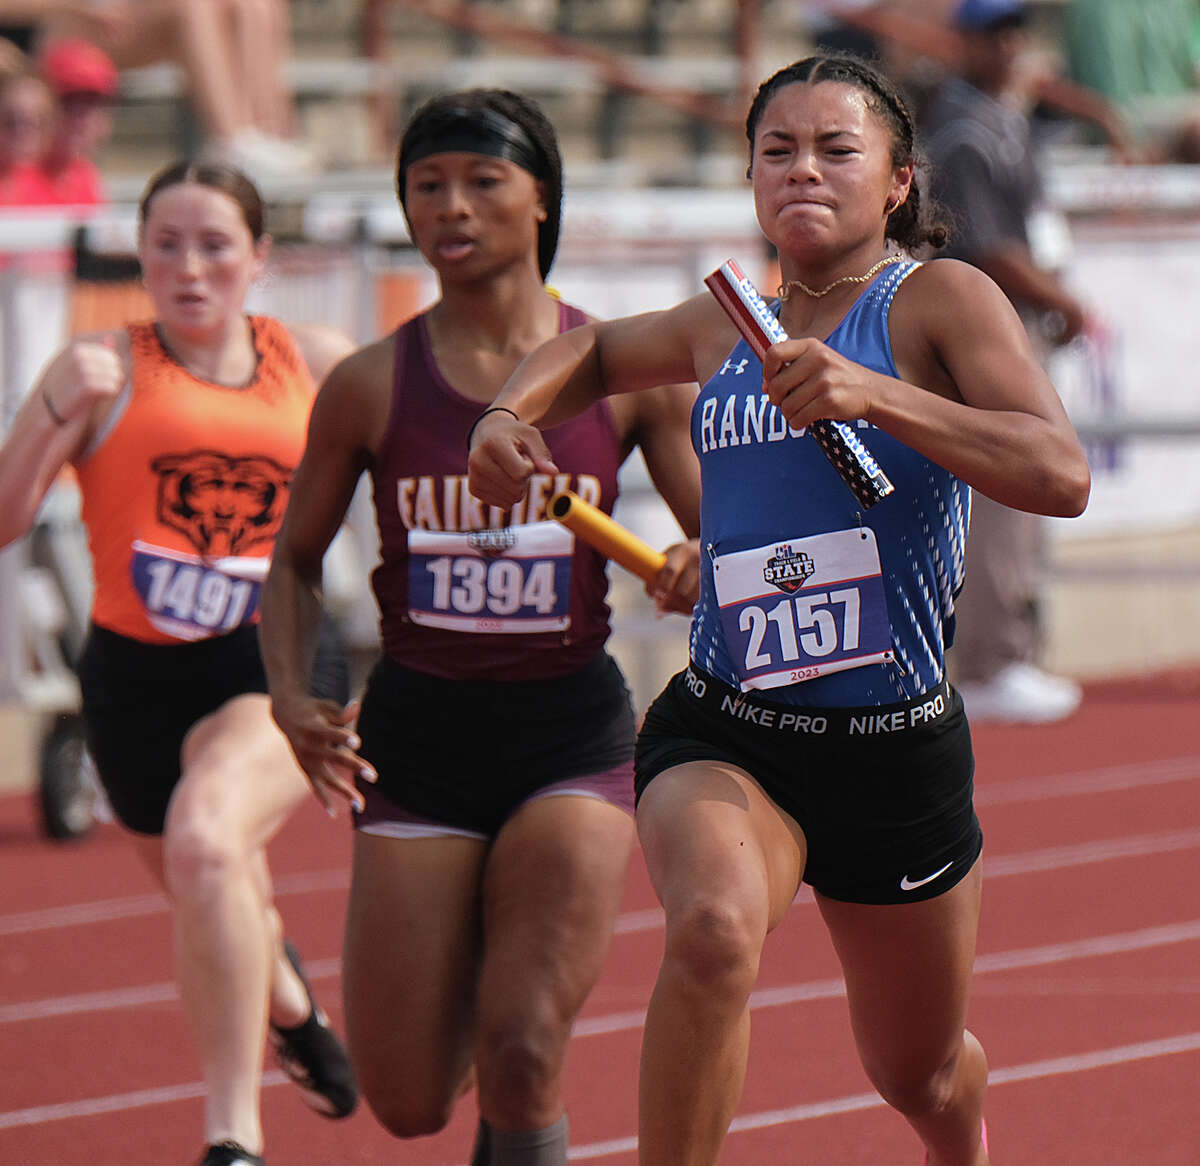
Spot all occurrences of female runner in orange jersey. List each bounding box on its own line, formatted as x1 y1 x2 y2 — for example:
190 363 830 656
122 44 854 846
0 161 358 1166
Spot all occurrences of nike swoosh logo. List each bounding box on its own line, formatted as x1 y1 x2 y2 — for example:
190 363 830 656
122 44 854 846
900 861 955 892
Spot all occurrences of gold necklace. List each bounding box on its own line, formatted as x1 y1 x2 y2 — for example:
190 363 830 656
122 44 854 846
778 253 904 301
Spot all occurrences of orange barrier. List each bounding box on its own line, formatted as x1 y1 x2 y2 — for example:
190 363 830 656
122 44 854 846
69 281 152 334
374 270 433 334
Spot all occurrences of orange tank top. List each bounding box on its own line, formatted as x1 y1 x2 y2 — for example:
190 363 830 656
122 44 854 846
75 316 315 643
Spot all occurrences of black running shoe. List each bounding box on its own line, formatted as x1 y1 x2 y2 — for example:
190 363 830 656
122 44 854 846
199 1141 265 1166
268 941 358 1119
38 714 97 841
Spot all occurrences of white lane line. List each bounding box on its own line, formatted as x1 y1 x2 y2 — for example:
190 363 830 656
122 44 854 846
972 976 1200 997
5 822 1200 944
4 915 1199 1134
576 917 1200 1037
6 1028 1199 1138
0 869 350 937
563 1032 1200 1160
0 1070 287 1131
973 919 1200 974
611 907 665 935
984 828 1200 877
3 754 1197 940
0 892 169 937
6 837 1200 1028
975 754 1199 807
0 957 343 1024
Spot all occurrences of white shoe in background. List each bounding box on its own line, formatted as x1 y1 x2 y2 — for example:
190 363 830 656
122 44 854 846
957 662 1083 724
206 129 319 181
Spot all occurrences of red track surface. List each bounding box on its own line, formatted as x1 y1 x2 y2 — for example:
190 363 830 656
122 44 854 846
2 670 1199 1164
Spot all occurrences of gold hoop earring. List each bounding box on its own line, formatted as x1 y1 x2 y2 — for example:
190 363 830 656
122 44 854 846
884 198 899 216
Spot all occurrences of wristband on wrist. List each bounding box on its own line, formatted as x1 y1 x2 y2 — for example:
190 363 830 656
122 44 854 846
42 388 68 427
466 405 520 451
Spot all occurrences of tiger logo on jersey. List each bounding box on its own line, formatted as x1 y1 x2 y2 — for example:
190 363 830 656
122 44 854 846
150 449 293 557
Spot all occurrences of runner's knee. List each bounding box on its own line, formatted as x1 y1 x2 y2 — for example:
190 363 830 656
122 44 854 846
160 805 247 902
864 1046 961 1120
358 1072 468 1139
662 895 765 1002
475 1011 564 1123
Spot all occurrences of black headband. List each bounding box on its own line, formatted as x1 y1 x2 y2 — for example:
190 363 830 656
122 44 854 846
401 106 544 179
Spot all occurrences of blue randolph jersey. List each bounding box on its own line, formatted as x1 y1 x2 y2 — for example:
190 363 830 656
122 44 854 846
690 260 969 706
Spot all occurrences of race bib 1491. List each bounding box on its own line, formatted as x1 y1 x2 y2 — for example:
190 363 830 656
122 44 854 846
131 540 265 640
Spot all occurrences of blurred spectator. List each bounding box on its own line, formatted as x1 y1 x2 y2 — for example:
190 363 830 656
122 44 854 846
923 0 1085 724
801 0 1142 154
1 0 314 177
1 31 23 69
1 5 36 56
0 62 52 203
1062 0 1200 163
38 37 114 204
1 39 115 208
1 40 117 848
2 3 128 54
805 1 884 59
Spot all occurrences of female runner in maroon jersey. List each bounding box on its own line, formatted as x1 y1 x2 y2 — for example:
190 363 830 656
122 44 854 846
260 89 701 1166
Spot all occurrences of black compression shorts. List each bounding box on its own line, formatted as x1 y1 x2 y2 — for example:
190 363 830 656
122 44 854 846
353 649 637 838
79 618 349 835
635 663 982 905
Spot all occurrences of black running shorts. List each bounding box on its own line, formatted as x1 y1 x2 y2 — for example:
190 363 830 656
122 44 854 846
78 619 349 835
353 650 637 837
635 663 982 905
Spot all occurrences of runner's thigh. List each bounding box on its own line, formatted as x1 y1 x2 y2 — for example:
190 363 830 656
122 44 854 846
478 794 635 1025
168 692 309 852
816 859 983 1087
638 760 807 935
342 831 489 1119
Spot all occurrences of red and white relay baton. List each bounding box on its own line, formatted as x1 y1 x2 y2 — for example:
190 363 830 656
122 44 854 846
704 258 894 509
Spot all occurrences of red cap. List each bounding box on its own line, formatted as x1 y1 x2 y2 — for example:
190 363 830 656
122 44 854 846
38 38 118 98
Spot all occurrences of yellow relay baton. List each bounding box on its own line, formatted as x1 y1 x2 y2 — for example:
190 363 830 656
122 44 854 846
548 490 667 586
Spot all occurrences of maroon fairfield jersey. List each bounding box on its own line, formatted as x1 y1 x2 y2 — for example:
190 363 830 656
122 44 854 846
370 303 624 681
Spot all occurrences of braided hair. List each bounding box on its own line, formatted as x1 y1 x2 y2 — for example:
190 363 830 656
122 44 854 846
396 88 564 279
746 56 949 253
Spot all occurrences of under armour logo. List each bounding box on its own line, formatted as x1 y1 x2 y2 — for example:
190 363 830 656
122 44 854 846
719 357 750 376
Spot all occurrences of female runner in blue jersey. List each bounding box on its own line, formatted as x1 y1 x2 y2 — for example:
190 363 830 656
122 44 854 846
260 89 701 1166
467 55 1090 1166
